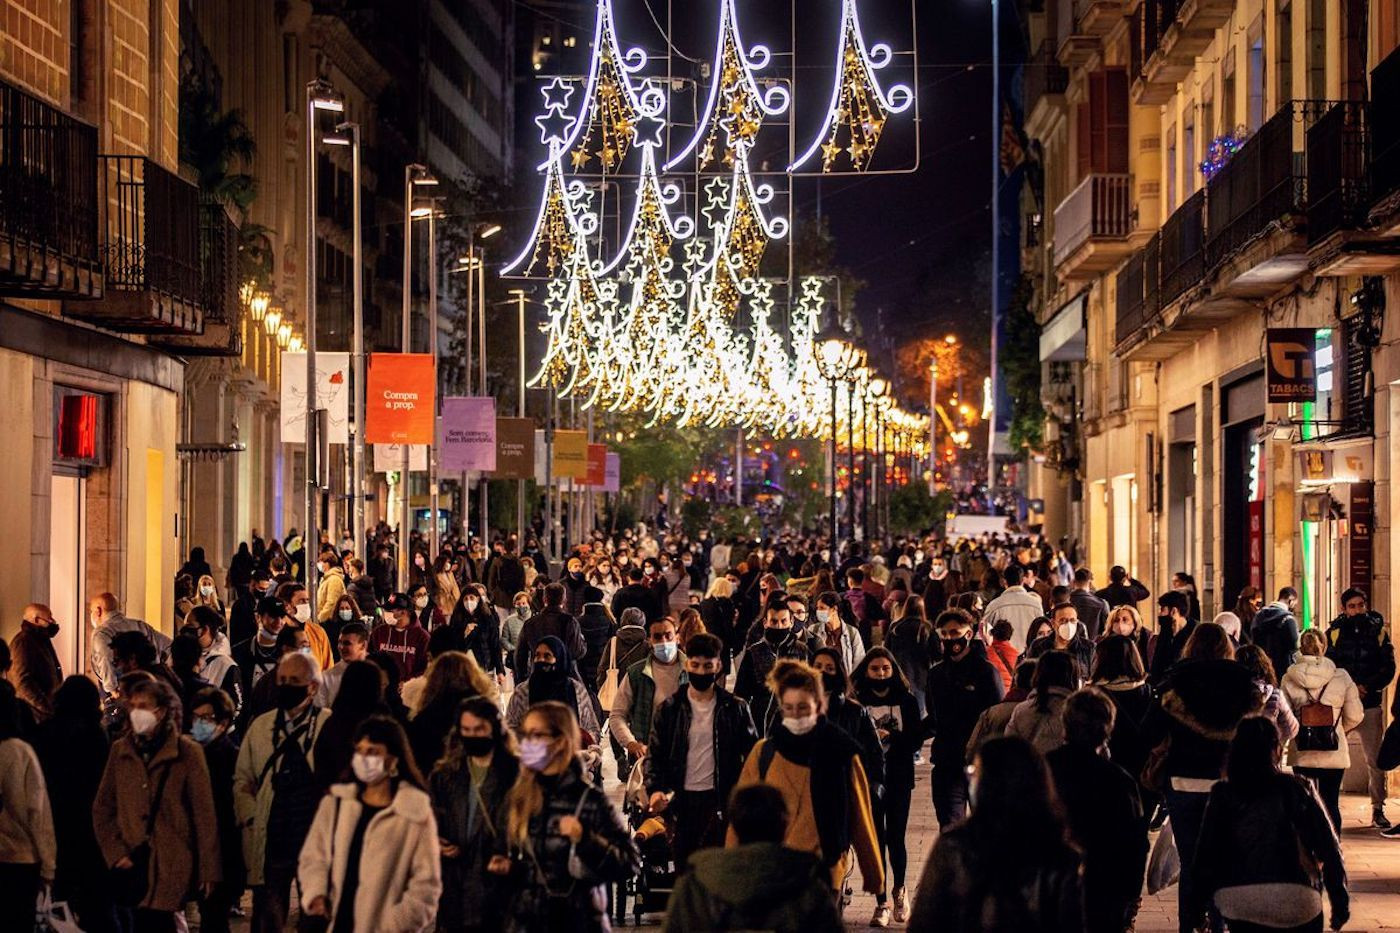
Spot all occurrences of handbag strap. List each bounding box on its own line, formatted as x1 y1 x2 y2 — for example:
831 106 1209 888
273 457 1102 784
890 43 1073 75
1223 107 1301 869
607 636 617 672
143 758 176 842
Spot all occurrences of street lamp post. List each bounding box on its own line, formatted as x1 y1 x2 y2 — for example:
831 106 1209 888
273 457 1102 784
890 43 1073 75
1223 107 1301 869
400 164 438 590
816 324 853 564
327 123 364 561
510 288 528 548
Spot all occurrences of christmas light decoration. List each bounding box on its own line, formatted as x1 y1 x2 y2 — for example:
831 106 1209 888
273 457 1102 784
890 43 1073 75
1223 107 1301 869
790 0 913 172
1199 126 1249 181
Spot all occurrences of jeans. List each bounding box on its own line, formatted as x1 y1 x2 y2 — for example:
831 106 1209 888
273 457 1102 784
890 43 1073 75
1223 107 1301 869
1165 787 1215 933
1357 705 1387 809
670 789 723 870
251 856 298 933
931 763 969 829
1296 767 1345 835
874 777 915 902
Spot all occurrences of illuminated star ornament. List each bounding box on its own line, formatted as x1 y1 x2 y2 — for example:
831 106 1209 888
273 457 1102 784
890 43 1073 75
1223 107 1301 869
549 0 653 173
790 0 914 172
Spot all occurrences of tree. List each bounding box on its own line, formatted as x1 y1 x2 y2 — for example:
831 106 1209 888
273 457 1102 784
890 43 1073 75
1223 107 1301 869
999 273 1043 452
179 72 256 209
889 484 955 536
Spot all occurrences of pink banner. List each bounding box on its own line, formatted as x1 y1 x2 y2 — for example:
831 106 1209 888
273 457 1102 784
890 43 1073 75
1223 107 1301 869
439 396 496 472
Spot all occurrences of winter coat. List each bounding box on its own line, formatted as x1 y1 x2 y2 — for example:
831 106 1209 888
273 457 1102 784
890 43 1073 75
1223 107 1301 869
986 639 1019 692
610 583 662 624
93 729 221 910
316 567 348 623
1142 658 1265 782
576 603 615 687
1026 634 1094 680
513 609 587 678
884 618 937 700
698 595 740 661
503 762 640 933
733 629 813 730
1006 687 1073 755
297 782 443 933
32 714 109 900
965 694 1023 762
504 678 601 738
815 622 866 676
1047 744 1147 933
1257 681 1300 743
348 574 380 617
200 631 244 716
1069 589 1111 641
203 733 246 892
1325 611 1396 709
596 623 649 692
661 842 843 933
1252 604 1301 679
1094 678 1154 784
645 687 757 802
856 686 925 788
827 694 887 794
0 738 56 880
1281 655 1365 770
450 601 505 675
908 820 1084 932
7 622 62 718
1189 774 1347 927
233 705 331 884
429 750 517 931
923 641 1006 768
91 612 170 696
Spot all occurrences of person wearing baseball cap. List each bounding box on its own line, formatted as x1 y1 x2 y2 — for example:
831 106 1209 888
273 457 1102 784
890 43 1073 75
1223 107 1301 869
233 596 288 699
370 593 430 679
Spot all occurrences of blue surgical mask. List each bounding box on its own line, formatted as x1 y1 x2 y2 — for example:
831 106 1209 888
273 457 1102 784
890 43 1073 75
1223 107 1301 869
191 718 218 745
653 641 678 663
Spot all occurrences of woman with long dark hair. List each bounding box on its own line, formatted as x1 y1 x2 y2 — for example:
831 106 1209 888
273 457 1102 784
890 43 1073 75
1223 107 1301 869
884 595 937 710
1089 635 1155 783
1006 650 1079 755
299 715 442 931
501 702 638 932
313 661 388 790
852 647 925 925
909 736 1082 930
1190 717 1348 933
430 697 520 933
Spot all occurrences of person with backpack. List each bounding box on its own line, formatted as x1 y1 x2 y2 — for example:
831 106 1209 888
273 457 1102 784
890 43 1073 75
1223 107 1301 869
1282 629 1364 834
1252 587 1302 679
1326 588 1396 829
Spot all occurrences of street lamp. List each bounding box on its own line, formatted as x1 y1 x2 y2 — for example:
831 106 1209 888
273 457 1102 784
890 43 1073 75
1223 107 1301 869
509 288 531 550
464 221 497 545
867 374 888 543
815 323 854 564
400 163 438 589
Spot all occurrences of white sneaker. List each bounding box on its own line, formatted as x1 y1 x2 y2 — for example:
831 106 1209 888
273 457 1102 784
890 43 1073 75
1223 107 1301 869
871 905 892 928
893 886 908 922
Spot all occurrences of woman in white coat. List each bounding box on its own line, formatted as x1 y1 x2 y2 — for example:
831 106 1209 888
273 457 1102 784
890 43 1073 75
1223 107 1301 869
299 715 442 932
1280 628 1364 833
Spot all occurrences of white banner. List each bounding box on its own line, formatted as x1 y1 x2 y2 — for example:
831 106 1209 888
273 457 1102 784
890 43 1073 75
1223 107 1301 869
280 352 351 445
374 443 427 472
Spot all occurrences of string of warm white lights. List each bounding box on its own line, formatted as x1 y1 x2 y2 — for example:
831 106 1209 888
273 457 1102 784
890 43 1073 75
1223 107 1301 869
506 0 925 450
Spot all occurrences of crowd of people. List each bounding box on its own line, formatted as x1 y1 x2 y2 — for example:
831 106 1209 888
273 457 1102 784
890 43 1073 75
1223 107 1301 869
0 520 1395 932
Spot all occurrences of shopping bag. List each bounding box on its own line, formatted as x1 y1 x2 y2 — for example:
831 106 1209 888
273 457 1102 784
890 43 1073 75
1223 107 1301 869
624 756 649 810
1146 818 1180 894
597 637 621 710
35 889 85 933
1378 718 1400 771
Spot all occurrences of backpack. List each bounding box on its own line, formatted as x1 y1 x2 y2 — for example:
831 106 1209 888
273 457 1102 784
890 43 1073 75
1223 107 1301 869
1294 685 1338 752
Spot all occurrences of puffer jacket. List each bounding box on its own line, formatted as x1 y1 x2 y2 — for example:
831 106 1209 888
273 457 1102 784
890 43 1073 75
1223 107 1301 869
200 631 244 716
909 821 1084 932
1142 659 1265 781
1281 655 1364 770
1325 611 1396 709
1251 604 1300 679
504 762 640 932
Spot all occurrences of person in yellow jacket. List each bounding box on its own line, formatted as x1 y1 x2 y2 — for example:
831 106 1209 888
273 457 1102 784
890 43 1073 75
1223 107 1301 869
728 658 884 896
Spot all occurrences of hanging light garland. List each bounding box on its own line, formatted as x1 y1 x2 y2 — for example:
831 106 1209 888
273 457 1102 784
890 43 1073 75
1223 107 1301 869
1199 126 1249 181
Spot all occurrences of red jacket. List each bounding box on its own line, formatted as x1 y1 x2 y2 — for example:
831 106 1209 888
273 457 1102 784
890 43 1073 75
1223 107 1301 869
987 639 1020 692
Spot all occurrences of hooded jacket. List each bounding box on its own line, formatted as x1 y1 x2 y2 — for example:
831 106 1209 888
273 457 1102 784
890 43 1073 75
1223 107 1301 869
1143 658 1265 781
661 842 843 932
1281 655 1364 770
1325 610 1396 709
297 782 442 932
200 631 244 716
1251 603 1301 680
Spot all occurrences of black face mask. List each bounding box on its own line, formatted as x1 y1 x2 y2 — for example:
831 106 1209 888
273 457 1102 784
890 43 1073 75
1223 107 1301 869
43 622 60 638
941 636 970 657
865 674 892 695
1158 614 1173 631
459 735 495 758
687 672 718 692
275 683 310 711
820 672 843 696
533 662 557 675
763 627 788 646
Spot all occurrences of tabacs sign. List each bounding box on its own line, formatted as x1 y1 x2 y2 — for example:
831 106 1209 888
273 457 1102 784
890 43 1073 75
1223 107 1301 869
1265 328 1317 403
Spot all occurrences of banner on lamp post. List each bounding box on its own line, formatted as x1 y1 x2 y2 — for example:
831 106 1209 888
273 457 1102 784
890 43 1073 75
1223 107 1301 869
553 430 589 481
439 397 496 472
374 444 427 472
586 444 607 488
279 351 351 444
492 418 536 479
534 430 549 486
366 353 436 444
603 452 621 493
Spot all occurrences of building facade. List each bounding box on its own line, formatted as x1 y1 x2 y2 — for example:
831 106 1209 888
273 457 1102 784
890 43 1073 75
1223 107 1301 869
1028 0 1400 659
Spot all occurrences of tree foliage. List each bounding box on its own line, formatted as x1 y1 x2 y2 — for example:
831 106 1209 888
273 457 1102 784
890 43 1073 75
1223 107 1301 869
888 484 956 536
999 273 1044 453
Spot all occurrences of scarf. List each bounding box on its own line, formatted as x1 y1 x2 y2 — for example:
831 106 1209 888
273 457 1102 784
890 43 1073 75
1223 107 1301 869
527 635 577 714
767 718 862 868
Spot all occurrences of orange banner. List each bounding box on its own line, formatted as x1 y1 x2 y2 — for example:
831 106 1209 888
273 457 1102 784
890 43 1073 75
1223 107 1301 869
366 353 436 444
586 444 607 487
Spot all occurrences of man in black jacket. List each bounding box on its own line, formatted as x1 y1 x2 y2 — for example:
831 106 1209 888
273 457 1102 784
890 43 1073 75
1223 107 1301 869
513 582 587 676
1327 587 1397 828
646 633 757 866
923 609 1004 827
1251 586 1301 681
732 595 813 730
611 566 662 623
1148 591 1196 687
1069 569 1111 641
1096 565 1151 611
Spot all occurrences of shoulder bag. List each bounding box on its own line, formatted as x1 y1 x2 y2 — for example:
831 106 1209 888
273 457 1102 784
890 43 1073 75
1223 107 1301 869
597 637 621 710
110 760 174 907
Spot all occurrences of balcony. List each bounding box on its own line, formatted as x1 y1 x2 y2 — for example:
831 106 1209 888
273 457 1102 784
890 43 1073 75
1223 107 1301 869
1075 0 1125 36
1159 188 1205 307
150 202 244 356
1052 172 1134 278
65 156 204 334
1114 238 1153 347
1306 101 1400 275
1131 0 1232 104
0 78 103 298
1368 43 1400 237
1025 41 1069 129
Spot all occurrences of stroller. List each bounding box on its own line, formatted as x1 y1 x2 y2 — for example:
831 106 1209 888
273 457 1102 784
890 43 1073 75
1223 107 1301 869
612 757 678 926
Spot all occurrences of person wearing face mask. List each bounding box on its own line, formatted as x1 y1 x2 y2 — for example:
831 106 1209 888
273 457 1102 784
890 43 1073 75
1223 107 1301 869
814 591 866 676
575 596 616 691
728 659 882 896
450 585 506 681
500 702 639 932
1148 590 1197 687
9 603 63 720
230 570 275 648
195 573 225 613
184 605 244 722
733 595 813 729
514 583 589 678
851 647 924 924
234 596 291 701
610 566 663 625
810 647 885 793
93 678 220 927
1025 603 1094 679
299 716 443 933
1101 604 1155 666
430 697 519 932
278 581 333 671
505 637 601 740
561 557 592 617
314 547 348 625
233 652 329 933
502 592 533 680
189 687 243 933
922 609 1005 828
608 618 687 772
644 633 757 868
919 553 954 616
319 622 372 709
407 583 447 632
371 594 433 680
433 552 463 619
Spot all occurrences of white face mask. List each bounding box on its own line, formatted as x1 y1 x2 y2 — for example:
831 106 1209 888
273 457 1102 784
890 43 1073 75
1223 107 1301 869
199 584 215 597
129 708 160 736
464 598 479 613
293 603 311 623
415 596 430 610
782 713 819 735
1057 621 1078 642
815 609 831 625
1113 619 1135 637
351 752 387 784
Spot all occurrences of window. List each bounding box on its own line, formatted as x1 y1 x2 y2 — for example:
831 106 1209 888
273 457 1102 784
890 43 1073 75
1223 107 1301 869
1183 110 1195 196
1247 16 1266 130
1222 48 1237 134
1076 68 1130 178
1278 0 1294 103
1201 82 1215 165
1165 122 1178 210
1307 0 1327 100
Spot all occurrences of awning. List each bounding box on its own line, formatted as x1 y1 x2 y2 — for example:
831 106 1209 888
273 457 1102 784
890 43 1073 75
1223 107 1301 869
1039 293 1087 362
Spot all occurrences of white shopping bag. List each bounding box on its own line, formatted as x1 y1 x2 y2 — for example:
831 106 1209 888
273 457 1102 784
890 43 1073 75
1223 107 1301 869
1146 818 1180 894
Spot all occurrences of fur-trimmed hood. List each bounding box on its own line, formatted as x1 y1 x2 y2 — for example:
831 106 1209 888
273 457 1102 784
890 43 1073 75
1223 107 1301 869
1161 659 1265 739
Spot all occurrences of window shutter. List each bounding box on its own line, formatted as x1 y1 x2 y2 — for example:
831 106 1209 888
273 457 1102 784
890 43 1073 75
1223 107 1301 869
1105 68 1130 172
1077 101 1093 179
